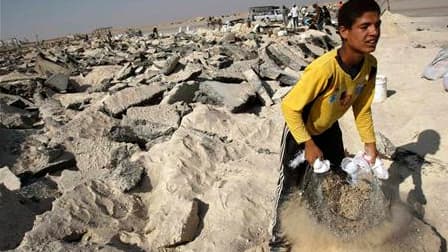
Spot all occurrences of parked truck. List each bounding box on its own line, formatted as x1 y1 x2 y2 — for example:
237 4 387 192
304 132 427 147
248 6 283 22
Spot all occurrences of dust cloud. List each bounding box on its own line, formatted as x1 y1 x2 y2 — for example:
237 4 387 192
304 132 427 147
280 193 414 252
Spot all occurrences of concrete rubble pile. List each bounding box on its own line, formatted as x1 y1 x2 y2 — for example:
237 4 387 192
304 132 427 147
0 23 442 252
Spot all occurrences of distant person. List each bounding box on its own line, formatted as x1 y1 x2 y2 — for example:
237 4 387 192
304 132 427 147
281 5 289 27
207 16 213 28
322 5 332 25
246 16 252 28
269 0 382 250
217 18 223 30
290 4 299 29
300 6 308 25
152 27 159 39
312 3 324 30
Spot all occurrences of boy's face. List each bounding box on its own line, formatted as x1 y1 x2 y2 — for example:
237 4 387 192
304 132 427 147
340 11 381 54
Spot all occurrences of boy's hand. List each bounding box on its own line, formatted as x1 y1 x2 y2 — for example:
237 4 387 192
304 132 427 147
305 139 323 165
364 142 378 164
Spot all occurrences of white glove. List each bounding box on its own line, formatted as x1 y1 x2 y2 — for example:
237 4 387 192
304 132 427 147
313 158 330 174
371 158 389 180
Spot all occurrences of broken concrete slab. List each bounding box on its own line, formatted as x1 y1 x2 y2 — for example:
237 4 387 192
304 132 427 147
32 93 68 130
44 73 69 92
108 82 128 93
0 71 37 83
258 44 283 80
197 81 258 113
146 197 200 248
50 170 83 193
165 63 202 83
266 42 308 71
0 94 38 111
125 105 180 128
208 54 233 69
114 105 181 147
114 62 133 81
161 81 199 105
17 180 147 251
222 32 237 43
277 72 299 86
10 142 76 177
15 240 124 252
102 84 166 117
102 159 144 192
34 55 71 77
243 69 273 106
210 45 258 61
0 80 39 100
162 55 180 75
272 86 293 103
0 166 21 190
0 184 36 250
209 59 258 83
54 92 104 110
83 65 121 85
0 101 38 129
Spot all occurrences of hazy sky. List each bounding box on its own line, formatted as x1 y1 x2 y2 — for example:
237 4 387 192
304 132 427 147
1 0 318 40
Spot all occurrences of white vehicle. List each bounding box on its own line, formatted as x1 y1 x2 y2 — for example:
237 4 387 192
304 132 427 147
249 6 283 22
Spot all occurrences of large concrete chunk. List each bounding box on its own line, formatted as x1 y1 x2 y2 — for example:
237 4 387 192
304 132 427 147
114 62 133 81
272 86 293 103
44 73 69 91
83 65 121 85
102 84 166 117
146 197 200 248
17 180 147 250
197 81 257 112
0 102 37 129
243 69 273 106
0 80 38 100
162 55 180 75
54 92 104 110
0 93 37 110
125 105 180 128
34 55 71 77
103 159 144 192
266 42 308 71
210 45 258 61
209 59 258 83
165 63 202 83
0 71 37 83
0 185 35 250
258 45 283 80
0 166 21 190
161 81 199 105
10 141 76 177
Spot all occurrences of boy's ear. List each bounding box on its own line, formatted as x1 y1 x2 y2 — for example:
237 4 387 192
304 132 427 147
339 26 349 40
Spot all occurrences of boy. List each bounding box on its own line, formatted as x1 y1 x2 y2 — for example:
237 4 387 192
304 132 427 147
270 0 382 251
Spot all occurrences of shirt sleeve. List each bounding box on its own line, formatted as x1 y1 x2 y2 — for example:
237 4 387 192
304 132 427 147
281 65 332 143
352 63 377 143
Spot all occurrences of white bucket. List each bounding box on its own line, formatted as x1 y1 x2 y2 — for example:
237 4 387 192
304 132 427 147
374 75 387 103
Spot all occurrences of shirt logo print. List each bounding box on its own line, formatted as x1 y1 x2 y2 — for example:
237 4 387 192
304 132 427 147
329 93 338 103
355 83 365 95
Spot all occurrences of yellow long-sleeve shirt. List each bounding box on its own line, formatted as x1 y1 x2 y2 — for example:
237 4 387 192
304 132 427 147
281 49 377 144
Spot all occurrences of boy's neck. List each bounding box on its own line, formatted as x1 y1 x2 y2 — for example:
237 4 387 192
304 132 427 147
338 44 365 67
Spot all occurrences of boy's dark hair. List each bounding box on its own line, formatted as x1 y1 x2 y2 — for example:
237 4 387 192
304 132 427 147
338 0 380 28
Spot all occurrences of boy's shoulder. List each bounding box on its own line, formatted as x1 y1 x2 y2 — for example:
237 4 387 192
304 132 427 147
365 53 377 66
306 50 338 72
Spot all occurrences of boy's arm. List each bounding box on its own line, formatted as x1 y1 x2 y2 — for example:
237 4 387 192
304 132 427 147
352 65 377 161
281 66 332 144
